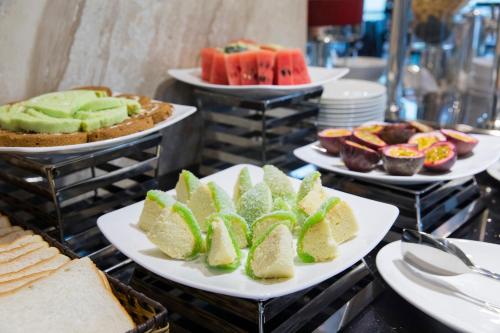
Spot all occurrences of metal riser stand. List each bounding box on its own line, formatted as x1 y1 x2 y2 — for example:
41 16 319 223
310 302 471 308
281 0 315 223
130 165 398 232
130 259 380 333
195 88 322 175
0 134 162 260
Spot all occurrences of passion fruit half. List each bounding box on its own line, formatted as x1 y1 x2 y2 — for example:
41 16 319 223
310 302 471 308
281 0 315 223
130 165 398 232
408 121 434 133
318 128 352 155
440 129 478 156
382 145 425 176
408 131 446 151
340 140 381 172
356 124 384 135
352 130 386 151
379 123 416 144
423 142 457 172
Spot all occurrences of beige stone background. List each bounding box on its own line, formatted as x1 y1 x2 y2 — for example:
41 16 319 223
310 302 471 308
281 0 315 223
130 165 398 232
0 0 307 176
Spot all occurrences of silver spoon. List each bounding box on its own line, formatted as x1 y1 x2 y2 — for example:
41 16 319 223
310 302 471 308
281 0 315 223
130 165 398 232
401 229 500 281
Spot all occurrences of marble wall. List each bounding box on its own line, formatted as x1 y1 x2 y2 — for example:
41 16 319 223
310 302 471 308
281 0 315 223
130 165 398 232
0 0 307 175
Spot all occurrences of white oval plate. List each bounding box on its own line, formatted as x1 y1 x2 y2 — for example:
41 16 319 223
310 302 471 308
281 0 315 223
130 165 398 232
0 104 197 155
293 134 500 184
377 240 500 333
97 164 399 300
168 67 349 94
322 79 386 101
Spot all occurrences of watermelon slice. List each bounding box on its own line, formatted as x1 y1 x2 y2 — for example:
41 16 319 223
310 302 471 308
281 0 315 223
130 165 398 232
239 51 259 85
225 53 242 85
291 49 311 84
275 50 293 85
201 48 217 82
210 51 229 85
256 50 276 85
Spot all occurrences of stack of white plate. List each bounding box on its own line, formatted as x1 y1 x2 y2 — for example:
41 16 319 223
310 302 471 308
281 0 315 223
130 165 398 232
317 79 387 129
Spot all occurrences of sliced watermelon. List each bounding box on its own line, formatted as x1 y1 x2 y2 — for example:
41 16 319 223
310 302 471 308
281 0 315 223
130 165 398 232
291 49 311 84
275 50 293 85
256 50 275 85
210 51 229 85
225 53 242 85
201 48 217 82
239 51 259 85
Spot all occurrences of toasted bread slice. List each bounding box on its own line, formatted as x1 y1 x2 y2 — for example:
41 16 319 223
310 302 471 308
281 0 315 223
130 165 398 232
0 230 34 245
0 253 69 283
87 116 154 142
0 258 135 333
115 93 151 107
0 241 48 263
0 131 88 147
140 101 173 123
0 235 43 253
0 226 22 237
0 247 59 275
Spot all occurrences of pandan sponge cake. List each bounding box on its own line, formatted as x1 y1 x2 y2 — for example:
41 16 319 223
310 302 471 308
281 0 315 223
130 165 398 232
147 201 203 260
263 165 296 205
246 223 294 279
323 199 359 244
218 213 250 248
250 211 296 245
297 198 339 263
237 182 273 224
296 171 327 223
187 181 235 232
175 170 202 203
138 190 175 232
233 166 252 204
205 215 241 270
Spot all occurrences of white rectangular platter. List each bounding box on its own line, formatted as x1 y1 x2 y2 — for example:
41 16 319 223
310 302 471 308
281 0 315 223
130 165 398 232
97 164 399 300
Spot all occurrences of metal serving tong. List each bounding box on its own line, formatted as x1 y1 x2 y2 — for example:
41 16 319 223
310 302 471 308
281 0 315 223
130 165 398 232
401 229 500 281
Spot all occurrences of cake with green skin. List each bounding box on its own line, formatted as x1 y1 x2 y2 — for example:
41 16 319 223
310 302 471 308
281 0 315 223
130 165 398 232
233 166 252 204
250 211 295 244
147 201 203 260
218 213 250 248
263 165 296 205
206 215 241 270
175 170 202 203
237 182 272 224
246 223 294 279
272 197 293 212
137 190 175 232
297 198 339 263
324 200 358 244
187 181 235 232
296 171 327 224
24 90 102 118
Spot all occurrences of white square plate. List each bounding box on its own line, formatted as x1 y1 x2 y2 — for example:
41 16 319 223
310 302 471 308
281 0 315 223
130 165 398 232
97 164 398 300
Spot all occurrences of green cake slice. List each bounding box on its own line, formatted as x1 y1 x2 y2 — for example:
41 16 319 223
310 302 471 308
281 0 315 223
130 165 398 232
324 199 359 244
237 182 273 225
250 211 295 245
147 201 203 260
219 213 250 248
76 105 128 132
25 90 100 118
233 167 252 204
246 223 294 279
296 171 327 224
138 190 176 232
272 197 293 212
297 199 339 263
175 170 201 203
13 109 82 134
79 97 141 116
263 165 296 204
0 104 28 131
206 215 241 270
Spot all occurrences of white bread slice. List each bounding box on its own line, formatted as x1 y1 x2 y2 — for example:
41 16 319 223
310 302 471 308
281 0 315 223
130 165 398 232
0 226 23 237
0 241 48 263
0 235 43 253
0 247 58 275
0 253 69 283
0 270 54 293
0 230 34 245
0 215 10 228
0 258 135 333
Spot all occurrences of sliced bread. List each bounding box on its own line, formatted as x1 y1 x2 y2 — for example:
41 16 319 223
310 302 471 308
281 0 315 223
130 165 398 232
0 258 135 333
0 226 22 237
0 230 34 245
0 247 58 275
0 235 43 253
0 270 54 293
0 240 48 263
0 215 10 228
0 253 69 283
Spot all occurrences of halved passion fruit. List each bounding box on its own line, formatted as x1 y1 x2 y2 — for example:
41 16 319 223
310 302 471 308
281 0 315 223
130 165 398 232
352 130 386 151
408 121 434 133
423 142 457 172
379 123 416 144
340 140 381 172
440 129 478 156
318 128 352 155
408 131 446 151
382 145 425 176
356 124 384 135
